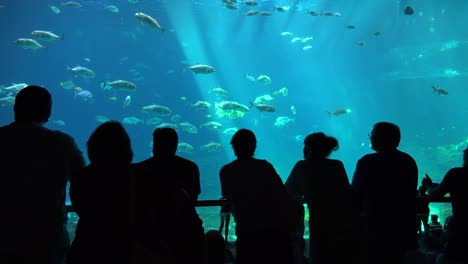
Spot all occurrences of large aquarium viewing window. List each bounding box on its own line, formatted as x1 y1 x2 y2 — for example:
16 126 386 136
1 1 467 200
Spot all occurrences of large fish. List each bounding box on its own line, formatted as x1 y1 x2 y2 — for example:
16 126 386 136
102 80 136 91
141 104 171 116
14 38 45 50
185 64 215 74
31 30 63 41
67 66 96 78
135 12 165 31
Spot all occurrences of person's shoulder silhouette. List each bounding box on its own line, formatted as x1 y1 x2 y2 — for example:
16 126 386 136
138 127 201 202
0 85 85 264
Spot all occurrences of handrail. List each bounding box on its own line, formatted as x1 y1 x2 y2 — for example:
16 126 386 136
65 196 452 213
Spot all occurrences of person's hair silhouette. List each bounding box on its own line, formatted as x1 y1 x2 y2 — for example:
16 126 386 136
87 121 133 164
230 128 256 158
152 127 178 156
369 121 401 151
14 85 52 123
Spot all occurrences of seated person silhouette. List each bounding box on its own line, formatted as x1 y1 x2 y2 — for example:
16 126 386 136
68 121 136 264
0 85 85 264
285 132 360 264
219 129 300 264
137 127 201 203
424 146 468 263
352 122 418 264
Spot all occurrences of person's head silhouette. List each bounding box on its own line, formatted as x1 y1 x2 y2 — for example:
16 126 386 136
152 127 178 157
14 85 52 124
230 129 256 159
87 121 133 165
369 122 400 152
303 132 338 159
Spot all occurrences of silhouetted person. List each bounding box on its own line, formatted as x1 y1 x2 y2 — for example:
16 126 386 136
425 146 468 263
285 132 360 264
135 127 205 263
68 121 135 264
416 184 430 236
352 122 418 264
219 129 300 264
205 230 226 264
0 85 85 264
138 127 201 203
218 197 231 243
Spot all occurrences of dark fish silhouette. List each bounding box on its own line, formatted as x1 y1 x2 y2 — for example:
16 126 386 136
404 6 414 15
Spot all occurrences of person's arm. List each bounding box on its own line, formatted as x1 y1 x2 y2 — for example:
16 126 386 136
428 170 453 198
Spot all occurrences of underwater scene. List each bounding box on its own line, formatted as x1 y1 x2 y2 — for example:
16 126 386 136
0 0 466 233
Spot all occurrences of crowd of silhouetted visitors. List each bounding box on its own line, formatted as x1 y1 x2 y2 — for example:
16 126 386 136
0 85 466 264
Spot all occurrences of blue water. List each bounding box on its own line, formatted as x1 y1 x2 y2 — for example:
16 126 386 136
1 0 467 200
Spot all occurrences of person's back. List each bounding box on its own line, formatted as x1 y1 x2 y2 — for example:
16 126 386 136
68 121 135 264
285 132 359 264
0 86 85 264
426 147 468 263
220 129 299 264
139 127 200 203
352 122 418 264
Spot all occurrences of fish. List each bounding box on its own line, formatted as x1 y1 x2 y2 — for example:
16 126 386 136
105 5 119 13
14 38 45 50
302 45 312 50
179 122 198 134
209 88 229 97
185 64 215 74
102 80 136 91
31 30 63 41
301 37 313 42
135 12 165 31
291 37 302 43
280 32 293 36
49 5 61 14
274 6 288 12
141 104 172 116
327 109 351 116
224 3 238 10
250 102 276 112
67 66 96 78
244 1 257 6
200 121 223 130
257 75 272 85
246 73 256 82
215 101 250 113
95 115 110 123
200 142 223 152
74 90 93 102
2 83 28 93
223 127 238 135
346 25 356 29
404 6 414 15
373 31 382 36
61 2 82 8
178 142 194 154
356 41 365 47
259 11 273 16
0 96 15 106
307 10 320 16
124 95 131 108
244 10 259 16
122 117 143 125
253 94 274 104
432 85 448 95
191 100 211 110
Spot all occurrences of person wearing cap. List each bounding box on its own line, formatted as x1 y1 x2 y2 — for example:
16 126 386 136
424 146 468 263
0 85 85 264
